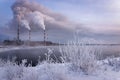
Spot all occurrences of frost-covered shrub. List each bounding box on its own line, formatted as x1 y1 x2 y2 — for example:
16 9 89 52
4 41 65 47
60 39 101 74
22 69 39 80
4 59 27 80
106 57 120 71
0 59 6 67
39 62 69 80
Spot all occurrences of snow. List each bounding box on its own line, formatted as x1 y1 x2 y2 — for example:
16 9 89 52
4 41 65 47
0 44 120 80
0 58 120 80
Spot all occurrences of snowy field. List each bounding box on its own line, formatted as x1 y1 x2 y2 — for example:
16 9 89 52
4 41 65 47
0 43 120 80
0 58 120 80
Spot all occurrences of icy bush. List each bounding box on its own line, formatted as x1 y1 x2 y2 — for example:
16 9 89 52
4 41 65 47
105 57 120 71
60 39 101 74
38 62 69 80
22 69 39 80
4 59 27 80
0 59 6 67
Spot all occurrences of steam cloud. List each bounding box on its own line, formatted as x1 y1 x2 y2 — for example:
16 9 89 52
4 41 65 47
8 0 91 42
11 0 55 31
20 19 31 30
10 0 79 32
26 11 45 30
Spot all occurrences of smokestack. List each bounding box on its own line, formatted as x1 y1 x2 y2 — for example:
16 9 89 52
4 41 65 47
17 24 20 44
44 30 46 46
29 30 31 43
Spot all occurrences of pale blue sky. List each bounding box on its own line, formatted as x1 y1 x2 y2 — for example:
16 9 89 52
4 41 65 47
1 0 120 31
0 0 120 43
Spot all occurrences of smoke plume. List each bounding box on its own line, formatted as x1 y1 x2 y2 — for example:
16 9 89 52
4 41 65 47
26 11 45 30
10 0 78 32
8 0 91 42
20 19 31 30
11 0 55 31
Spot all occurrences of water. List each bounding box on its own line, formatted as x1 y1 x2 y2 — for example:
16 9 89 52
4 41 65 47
100 45 120 59
0 46 61 66
0 45 120 66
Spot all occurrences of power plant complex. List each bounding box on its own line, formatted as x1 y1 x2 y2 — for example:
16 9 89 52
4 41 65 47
7 0 55 46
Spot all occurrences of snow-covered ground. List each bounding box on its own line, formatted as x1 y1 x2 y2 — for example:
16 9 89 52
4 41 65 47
0 58 120 80
0 42 120 80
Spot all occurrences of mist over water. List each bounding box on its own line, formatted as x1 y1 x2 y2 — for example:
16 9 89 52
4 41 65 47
0 45 120 66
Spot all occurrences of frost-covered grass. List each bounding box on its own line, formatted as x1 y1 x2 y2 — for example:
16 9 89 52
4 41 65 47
59 39 101 74
0 58 120 80
0 39 120 80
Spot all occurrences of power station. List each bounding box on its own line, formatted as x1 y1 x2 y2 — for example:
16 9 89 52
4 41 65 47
16 24 48 46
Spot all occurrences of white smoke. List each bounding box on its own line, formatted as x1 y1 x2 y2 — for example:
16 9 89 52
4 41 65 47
9 0 90 42
11 0 55 31
26 11 45 30
20 19 31 30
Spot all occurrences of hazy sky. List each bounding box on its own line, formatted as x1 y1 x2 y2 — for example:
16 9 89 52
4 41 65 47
0 0 120 43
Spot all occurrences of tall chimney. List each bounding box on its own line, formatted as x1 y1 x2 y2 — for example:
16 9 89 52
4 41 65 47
44 30 46 46
29 30 31 41
17 24 20 44
29 30 31 45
